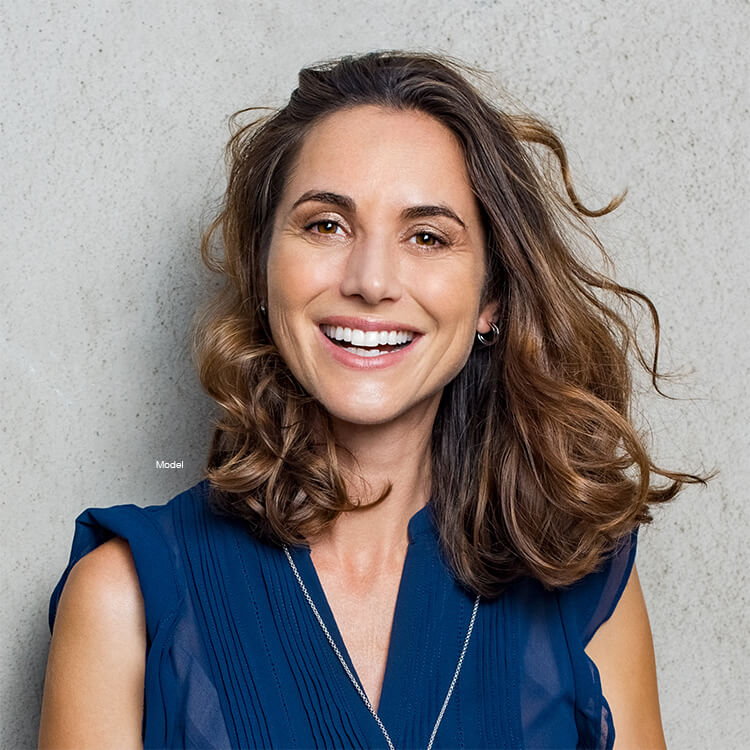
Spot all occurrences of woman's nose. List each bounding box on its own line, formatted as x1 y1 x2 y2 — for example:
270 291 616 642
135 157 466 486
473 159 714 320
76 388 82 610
339 235 403 305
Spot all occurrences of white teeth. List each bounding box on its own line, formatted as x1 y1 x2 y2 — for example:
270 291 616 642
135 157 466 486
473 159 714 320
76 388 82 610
343 347 392 357
321 324 415 347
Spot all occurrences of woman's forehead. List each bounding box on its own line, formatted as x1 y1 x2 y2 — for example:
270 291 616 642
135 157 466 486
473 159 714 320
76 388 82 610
281 105 479 219
295 105 465 168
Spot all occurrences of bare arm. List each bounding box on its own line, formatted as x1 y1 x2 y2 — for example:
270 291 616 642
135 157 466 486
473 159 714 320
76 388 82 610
38 537 147 749
585 563 667 749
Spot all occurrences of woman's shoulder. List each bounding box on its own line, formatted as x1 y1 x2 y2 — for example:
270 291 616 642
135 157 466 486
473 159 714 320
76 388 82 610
48 479 217 640
67 535 143 598
53 535 147 669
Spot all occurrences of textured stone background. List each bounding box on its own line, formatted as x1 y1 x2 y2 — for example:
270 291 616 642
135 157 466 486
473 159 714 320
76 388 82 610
2 1 747 747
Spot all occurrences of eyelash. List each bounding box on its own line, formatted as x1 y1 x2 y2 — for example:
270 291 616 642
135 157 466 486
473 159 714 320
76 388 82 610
303 220 449 249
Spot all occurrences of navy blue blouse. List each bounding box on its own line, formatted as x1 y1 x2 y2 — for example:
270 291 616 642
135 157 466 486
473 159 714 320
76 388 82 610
48 479 638 749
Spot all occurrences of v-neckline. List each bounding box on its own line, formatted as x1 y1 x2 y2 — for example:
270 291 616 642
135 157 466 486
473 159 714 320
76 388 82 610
286 502 435 733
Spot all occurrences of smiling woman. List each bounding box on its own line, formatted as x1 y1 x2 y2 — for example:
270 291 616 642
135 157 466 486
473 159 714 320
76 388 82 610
40 50 714 750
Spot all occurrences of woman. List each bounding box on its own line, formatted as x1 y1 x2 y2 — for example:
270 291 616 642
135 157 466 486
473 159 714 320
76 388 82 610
39 50 711 749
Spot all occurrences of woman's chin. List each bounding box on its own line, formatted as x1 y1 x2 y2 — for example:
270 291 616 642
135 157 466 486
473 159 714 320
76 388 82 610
314 390 442 431
323 404 405 428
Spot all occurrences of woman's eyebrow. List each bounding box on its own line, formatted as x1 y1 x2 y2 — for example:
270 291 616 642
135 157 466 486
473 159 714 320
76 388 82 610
403 204 467 229
290 190 467 229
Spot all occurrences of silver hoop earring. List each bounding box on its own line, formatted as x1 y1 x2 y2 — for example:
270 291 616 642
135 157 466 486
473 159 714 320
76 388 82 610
476 321 499 346
260 302 267 316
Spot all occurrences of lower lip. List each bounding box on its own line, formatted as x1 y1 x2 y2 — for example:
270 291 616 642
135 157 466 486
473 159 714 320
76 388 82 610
318 327 421 369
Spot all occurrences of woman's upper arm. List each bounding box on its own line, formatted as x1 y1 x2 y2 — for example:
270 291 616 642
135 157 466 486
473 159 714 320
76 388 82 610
584 562 667 749
38 537 147 750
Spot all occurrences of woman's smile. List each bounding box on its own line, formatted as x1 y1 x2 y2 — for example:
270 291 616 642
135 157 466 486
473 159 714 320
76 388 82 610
317 322 423 369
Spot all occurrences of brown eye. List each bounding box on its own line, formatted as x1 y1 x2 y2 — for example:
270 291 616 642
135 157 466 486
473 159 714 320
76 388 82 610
413 231 447 248
306 220 341 235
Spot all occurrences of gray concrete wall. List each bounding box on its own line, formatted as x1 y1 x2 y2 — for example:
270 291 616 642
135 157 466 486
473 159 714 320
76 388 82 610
2 1 747 747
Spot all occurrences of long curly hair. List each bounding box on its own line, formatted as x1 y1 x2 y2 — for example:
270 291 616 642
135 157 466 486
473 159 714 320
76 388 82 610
193 49 714 598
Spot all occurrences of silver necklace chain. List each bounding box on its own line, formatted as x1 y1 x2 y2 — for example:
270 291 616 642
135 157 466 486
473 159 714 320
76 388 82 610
283 544 481 750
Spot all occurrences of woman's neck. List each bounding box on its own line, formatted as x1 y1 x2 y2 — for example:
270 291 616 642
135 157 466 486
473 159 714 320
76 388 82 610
307 398 437 575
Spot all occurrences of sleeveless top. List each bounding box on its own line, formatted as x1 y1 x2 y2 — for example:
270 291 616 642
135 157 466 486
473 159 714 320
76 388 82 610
48 479 638 750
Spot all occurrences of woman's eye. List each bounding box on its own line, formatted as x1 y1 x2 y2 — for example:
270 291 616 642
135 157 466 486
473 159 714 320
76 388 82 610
305 220 343 236
413 230 447 248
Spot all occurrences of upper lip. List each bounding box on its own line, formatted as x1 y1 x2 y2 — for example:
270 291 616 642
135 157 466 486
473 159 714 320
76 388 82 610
318 315 423 334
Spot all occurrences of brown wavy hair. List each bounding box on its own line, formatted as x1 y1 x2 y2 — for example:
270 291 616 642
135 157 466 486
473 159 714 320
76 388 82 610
193 49 715 598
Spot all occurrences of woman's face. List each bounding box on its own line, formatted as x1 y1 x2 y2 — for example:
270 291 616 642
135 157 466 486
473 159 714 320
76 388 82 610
266 104 496 427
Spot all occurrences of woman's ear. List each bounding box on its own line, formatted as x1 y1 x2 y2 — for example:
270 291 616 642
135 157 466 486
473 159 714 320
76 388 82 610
477 300 499 334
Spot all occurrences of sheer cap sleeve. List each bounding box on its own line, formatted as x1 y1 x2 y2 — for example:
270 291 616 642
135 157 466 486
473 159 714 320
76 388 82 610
561 528 639 647
47 489 237 749
48 503 184 645
556 527 639 749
